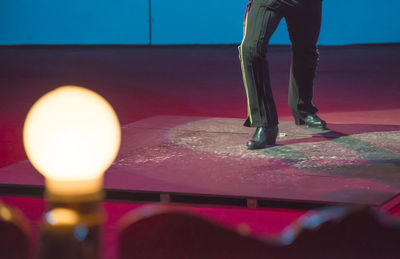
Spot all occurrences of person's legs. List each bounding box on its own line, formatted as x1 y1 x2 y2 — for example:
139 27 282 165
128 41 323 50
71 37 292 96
238 0 283 128
285 1 322 122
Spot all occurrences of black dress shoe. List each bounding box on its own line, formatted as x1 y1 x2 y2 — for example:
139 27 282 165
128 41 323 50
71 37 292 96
246 126 279 150
295 114 327 129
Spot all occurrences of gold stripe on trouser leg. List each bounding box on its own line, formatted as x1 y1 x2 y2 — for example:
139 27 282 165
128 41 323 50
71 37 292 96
239 13 253 124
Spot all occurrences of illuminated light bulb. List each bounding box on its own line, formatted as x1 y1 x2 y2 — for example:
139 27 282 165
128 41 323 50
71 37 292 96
23 86 121 196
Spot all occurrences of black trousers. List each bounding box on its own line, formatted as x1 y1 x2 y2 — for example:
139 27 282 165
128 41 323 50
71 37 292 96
239 0 322 127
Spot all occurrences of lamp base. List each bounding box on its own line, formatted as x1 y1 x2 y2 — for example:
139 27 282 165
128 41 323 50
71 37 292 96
37 191 104 259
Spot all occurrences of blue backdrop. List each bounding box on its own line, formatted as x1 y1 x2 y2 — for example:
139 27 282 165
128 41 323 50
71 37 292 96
1 0 399 45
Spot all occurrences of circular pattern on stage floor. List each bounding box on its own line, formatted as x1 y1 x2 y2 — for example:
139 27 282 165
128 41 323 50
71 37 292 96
167 118 400 169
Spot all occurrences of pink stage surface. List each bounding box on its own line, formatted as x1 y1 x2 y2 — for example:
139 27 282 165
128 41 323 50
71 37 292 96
1 114 399 206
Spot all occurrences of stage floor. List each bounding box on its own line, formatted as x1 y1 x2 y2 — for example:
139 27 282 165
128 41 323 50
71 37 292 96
1 115 399 206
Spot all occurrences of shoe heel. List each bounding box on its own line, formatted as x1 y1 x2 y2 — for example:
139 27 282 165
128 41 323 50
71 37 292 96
266 138 276 145
294 117 305 126
266 126 278 145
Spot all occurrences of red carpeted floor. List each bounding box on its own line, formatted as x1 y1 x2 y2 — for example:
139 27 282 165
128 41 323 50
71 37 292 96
1 44 400 258
1 44 400 168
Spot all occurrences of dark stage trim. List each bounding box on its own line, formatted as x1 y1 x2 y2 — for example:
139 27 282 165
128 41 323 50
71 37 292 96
0 183 336 210
0 184 44 198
